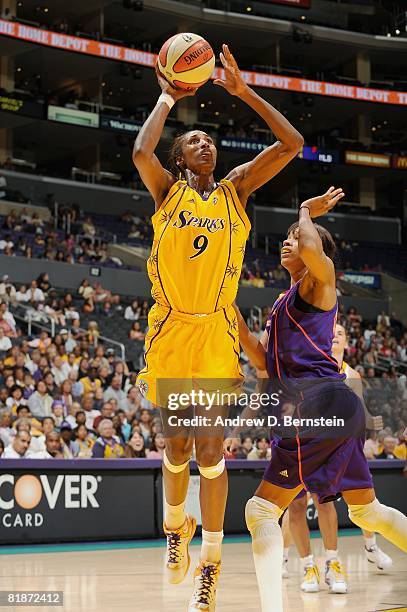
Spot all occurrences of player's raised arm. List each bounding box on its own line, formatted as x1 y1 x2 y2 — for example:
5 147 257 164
233 303 267 371
297 186 344 283
132 69 196 208
215 44 304 205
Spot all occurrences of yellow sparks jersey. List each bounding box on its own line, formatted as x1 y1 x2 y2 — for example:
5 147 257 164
147 178 251 314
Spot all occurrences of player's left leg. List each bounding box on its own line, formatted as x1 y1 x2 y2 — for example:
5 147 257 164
246 479 304 612
312 496 347 594
343 488 407 553
188 405 228 612
289 494 320 592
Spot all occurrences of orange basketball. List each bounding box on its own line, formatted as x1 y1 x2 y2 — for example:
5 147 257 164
156 33 215 91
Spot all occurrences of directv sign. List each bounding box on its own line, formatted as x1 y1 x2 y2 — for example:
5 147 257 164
299 146 339 163
100 115 142 134
220 138 268 152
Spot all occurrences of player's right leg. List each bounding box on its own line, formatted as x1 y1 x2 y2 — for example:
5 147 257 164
245 479 304 612
161 408 196 584
343 488 407 553
363 529 393 571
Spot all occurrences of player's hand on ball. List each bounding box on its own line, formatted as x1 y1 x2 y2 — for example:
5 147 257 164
366 414 383 431
223 437 240 454
155 65 198 102
214 44 248 97
300 186 345 218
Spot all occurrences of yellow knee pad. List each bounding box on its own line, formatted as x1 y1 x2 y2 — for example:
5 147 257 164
163 450 190 474
197 457 225 480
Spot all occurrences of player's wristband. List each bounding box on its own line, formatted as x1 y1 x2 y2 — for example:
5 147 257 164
299 205 311 214
158 93 175 110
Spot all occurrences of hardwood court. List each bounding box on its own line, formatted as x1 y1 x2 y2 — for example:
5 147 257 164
0 534 405 611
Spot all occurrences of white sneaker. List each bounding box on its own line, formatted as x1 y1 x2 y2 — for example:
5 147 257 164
282 557 289 579
163 515 197 584
301 564 320 592
188 561 221 611
365 544 393 571
325 560 348 594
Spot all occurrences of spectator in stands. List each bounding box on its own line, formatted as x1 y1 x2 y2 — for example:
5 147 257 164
36 416 56 451
51 356 70 386
0 314 14 338
60 422 79 458
0 438 4 456
37 273 51 294
121 386 142 419
124 300 141 321
364 430 381 459
0 328 12 352
78 279 94 300
92 419 125 458
86 321 100 344
82 217 96 238
42 431 64 458
129 322 145 341
26 280 45 302
93 401 114 431
80 364 101 396
51 400 65 428
124 430 147 458
74 423 95 458
147 432 165 458
0 411 13 446
103 374 127 410
111 361 130 389
376 436 399 459
247 435 271 460
15 285 29 302
81 394 100 430
3 429 32 458
28 380 53 418
235 435 254 459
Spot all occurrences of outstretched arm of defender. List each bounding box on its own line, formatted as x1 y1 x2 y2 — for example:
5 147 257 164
298 186 344 283
233 303 267 371
132 70 196 207
215 45 304 202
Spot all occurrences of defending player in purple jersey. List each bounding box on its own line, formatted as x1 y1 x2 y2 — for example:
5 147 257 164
226 187 407 612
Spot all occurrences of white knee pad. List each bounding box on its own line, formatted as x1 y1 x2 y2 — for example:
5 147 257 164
246 496 284 555
348 498 389 532
348 498 407 553
245 496 283 535
163 450 190 474
198 457 225 480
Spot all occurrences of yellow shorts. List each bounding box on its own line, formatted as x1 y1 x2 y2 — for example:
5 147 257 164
136 303 243 407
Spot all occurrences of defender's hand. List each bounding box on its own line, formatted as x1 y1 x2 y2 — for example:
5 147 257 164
300 186 345 218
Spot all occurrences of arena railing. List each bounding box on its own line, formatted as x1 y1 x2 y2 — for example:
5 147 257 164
12 302 56 338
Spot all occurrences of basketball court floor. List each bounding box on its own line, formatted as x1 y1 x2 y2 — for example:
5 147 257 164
1 532 406 611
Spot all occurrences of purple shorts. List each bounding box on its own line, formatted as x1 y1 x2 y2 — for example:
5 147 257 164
263 381 373 503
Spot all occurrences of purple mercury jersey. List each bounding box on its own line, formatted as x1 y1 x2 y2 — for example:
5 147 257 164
262 281 373 502
266 281 344 381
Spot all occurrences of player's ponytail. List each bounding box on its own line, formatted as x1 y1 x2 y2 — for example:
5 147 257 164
167 133 187 179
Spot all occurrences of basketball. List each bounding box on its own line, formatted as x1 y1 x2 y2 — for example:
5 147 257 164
156 32 215 91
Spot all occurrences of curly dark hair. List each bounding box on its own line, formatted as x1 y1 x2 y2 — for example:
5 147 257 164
287 221 337 260
167 133 189 178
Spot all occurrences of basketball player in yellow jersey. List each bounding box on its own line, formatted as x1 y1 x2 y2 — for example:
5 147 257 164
286 323 392 595
133 44 303 611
